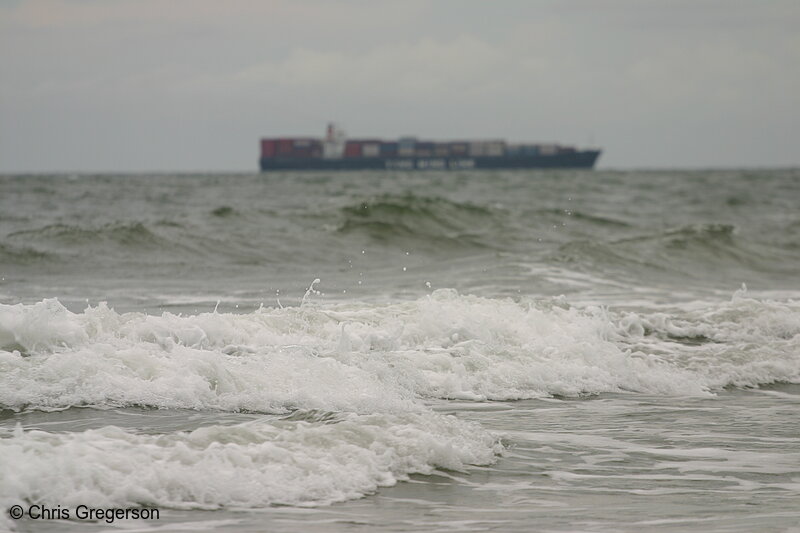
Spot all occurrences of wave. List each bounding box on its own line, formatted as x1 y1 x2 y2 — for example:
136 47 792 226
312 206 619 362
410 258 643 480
1 290 798 414
7 222 167 249
0 218 269 268
553 222 800 282
0 412 500 512
0 289 798 517
0 243 55 265
530 207 633 228
336 194 505 249
613 288 800 389
555 223 739 262
623 223 737 248
211 205 236 217
2 222 195 268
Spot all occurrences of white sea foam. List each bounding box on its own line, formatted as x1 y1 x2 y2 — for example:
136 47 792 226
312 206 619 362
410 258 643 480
1 291 798 413
612 290 800 389
0 411 500 512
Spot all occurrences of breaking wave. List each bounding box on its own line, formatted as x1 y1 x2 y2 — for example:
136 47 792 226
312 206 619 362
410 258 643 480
0 289 798 515
1 290 798 413
0 412 500 510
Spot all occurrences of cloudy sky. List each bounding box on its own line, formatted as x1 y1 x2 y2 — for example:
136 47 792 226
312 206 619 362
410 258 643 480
1 0 798 172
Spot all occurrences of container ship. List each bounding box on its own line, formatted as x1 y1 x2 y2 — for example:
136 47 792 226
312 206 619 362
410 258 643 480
260 124 601 171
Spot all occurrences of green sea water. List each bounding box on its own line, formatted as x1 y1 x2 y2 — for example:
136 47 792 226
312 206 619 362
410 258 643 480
1 169 799 532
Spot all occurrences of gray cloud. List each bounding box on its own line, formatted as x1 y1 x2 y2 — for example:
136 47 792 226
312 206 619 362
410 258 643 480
1 0 798 172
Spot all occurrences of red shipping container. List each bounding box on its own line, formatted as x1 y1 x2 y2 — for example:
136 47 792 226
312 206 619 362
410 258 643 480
278 139 294 154
344 142 362 157
261 140 277 157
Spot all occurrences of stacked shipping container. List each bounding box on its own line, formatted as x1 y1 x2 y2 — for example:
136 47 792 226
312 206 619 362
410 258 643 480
259 125 600 170
262 138 323 158
260 136 575 160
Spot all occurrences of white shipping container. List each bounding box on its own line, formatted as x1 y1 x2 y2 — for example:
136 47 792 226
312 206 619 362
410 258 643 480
362 143 380 157
486 142 505 156
539 144 557 155
469 142 487 156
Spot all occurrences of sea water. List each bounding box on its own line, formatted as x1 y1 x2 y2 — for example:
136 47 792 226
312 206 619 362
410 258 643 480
0 170 798 532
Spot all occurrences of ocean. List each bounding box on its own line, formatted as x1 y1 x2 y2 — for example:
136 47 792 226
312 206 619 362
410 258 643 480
1 169 799 532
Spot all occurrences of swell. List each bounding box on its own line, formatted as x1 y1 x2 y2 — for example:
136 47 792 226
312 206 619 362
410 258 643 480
551 222 800 282
335 194 508 249
8 222 169 249
0 243 55 266
0 218 275 267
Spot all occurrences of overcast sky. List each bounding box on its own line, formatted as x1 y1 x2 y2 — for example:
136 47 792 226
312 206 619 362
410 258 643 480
1 0 798 172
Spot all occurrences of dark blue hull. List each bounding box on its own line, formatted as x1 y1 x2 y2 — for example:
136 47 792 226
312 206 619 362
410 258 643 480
260 151 601 171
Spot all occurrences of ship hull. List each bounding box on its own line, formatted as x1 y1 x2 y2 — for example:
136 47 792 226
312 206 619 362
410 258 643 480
259 151 601 171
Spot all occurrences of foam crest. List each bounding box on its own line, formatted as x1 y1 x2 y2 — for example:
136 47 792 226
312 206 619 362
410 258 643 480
325 289 707 398
1 290 798 413
0 299 91 353
612 293 800 389
0 412 501 510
